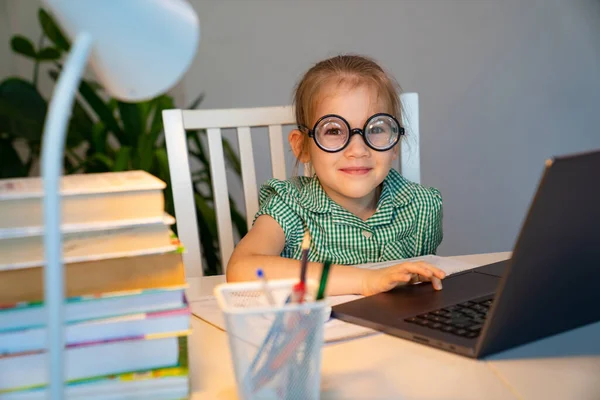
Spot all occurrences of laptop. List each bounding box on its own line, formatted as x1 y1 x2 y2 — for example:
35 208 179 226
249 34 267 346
331 148 600 358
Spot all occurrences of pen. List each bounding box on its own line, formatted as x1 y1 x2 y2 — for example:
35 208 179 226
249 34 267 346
252 311 318 393
299 230 310 283
257 268 276 306
292 231 311 303
245 294 292 389
316 260 332 301
295 259 331 385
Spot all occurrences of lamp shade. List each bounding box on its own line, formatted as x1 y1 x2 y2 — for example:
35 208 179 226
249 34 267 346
43 0 200 101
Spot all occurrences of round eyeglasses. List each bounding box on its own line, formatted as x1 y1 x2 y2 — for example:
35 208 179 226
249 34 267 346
299 113 404 153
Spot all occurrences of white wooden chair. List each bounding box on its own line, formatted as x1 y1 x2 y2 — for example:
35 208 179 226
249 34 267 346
162 93 420 279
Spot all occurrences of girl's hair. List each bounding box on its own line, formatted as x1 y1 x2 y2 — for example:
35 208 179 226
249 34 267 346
292 54 404 172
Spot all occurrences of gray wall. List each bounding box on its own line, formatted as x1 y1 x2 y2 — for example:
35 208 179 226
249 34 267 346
179 0 600 256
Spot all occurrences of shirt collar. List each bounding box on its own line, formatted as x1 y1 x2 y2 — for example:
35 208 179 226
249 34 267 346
299 176 331 213
379 168 415 209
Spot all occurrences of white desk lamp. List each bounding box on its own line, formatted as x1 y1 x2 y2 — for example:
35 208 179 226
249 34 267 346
39 1 199 398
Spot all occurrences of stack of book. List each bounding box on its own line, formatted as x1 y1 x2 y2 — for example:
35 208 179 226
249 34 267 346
0 170 191 399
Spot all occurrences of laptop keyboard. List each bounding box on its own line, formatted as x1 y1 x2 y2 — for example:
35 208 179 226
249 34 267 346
404 297 494 339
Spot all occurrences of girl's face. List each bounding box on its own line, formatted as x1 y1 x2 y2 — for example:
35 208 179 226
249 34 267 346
297 84 399 209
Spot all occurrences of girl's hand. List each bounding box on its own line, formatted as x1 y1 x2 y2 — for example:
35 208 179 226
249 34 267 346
361 261 446 296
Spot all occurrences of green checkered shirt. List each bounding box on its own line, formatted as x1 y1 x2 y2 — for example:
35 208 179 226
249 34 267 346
254 169 443 265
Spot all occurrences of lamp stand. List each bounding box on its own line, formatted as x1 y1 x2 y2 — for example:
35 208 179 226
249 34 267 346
40 32 93 400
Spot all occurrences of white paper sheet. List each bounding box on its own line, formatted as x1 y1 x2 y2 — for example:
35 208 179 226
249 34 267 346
191 256 478 344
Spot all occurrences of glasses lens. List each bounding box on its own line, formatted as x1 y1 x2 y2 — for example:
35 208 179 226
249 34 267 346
314 116 349 151
365 115 399 149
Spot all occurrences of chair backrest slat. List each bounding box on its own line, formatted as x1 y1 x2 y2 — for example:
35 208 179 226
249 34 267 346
182 106 293 130
237 126 259 231
162 110 204 278
400 93 420 184
207 127 235 269
268 124 287 181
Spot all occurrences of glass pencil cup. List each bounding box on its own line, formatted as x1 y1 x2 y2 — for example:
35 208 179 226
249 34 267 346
214 279 328 400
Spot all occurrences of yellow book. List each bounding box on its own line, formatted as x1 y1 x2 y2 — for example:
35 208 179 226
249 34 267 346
0 214 177 270
0 248 185 305
0 170 166 231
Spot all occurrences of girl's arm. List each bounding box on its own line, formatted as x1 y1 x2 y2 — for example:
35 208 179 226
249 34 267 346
226 215 367 295
226 215 446 296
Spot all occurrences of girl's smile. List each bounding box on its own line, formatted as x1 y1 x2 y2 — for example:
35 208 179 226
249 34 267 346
338 166 373 176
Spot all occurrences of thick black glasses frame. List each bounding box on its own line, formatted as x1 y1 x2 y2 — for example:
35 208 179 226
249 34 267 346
298 113 404 153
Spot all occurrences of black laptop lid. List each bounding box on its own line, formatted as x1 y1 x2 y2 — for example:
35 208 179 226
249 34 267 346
477 149 600 357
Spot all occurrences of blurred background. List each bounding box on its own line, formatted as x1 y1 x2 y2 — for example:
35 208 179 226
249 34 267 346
1 0 599 274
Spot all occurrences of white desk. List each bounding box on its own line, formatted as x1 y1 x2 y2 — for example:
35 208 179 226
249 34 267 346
186 252 600 399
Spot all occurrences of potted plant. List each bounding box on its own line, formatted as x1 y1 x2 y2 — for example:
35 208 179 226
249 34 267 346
0 8 246 275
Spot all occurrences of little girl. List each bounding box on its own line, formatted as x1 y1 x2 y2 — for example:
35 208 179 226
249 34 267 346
226 55 445 296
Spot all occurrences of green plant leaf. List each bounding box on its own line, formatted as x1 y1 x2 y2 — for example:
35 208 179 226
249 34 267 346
187 92 205 110
113 146 132 171
154 148 175 217
0 138 26 178
107 98 118 112
64 152 77 174
194 189 218 240
189 131 210 180
39 8 70 51
65 147 83 166
0 115 8 135
135 133 155 171
117 101 144 147
135 99 155 130
194 193 221 275
149 95 175 141
192 169 209 181
223 139 242 177
10 35 37 59
0 94 10 135
78 80 127 145
90 121 107 153
229 196 248 237
37 46 61 61
47 70 126 145
0 78 47 141
66 101 93 147
24 141 40 173
80 152 114 172
131 96 160 171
